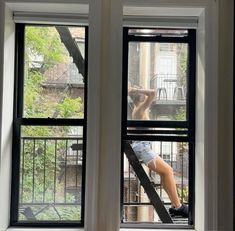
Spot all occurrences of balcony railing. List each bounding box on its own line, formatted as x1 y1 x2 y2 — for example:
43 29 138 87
19 136 188 223
19 136 83 221
150 74 186 101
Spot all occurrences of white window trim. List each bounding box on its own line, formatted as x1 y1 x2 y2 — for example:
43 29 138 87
0 0 233 231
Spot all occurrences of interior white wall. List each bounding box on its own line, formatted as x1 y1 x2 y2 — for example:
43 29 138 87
202 2 219 230
217 0 233 230
0 4 15 230
84 0 101 230
0 0 4 170
195 9 206 231
96 0 122 230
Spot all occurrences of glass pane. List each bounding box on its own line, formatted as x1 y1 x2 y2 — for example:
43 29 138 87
123 141 189 224
23 25 85 118
127 42 188 121
19 126 84 222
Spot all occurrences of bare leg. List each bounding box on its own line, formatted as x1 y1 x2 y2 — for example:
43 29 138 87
147 156 181 208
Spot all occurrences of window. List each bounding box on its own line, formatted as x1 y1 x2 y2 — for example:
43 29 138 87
121 28 196 228
11 24 88 227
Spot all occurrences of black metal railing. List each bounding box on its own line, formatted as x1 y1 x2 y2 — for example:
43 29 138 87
150 74 187 101
19 136 83 221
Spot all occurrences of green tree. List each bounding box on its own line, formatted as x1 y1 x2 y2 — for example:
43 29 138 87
174 106 186 121
25 26 68 71
57 96 83 118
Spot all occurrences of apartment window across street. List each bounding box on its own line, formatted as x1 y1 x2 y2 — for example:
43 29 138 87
11 24 88 227
121 28 196 228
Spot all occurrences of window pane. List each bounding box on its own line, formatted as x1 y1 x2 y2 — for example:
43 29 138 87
23 26 85 118
123 141 189 224
19 126 84 222
128 42 188 121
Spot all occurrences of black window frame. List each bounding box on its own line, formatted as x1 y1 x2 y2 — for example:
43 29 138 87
121 27 196 229
10 23 88 227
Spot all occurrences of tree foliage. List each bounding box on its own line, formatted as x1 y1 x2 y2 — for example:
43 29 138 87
57 96 83 118
25 26 68 70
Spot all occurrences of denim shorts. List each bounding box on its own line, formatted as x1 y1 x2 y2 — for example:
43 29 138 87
131 141 158 165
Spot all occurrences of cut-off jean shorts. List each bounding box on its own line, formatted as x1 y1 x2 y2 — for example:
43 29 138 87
131 141 158 165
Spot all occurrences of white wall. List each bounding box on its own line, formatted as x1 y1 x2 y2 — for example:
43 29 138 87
0 3 15 230
203 2 219 230
0 0 4 167
96 0 122 230
217 0 233 230
195 9 206 231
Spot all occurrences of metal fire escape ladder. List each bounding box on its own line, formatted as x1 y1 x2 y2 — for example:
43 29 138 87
55 26 85 78
124 141 173 223
51 26 84 118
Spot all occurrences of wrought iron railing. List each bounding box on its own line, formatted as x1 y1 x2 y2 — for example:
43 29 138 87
19 136 83 221
150 74 187 101
19 137 188 222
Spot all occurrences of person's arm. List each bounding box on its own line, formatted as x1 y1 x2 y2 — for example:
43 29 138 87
129 87 156 113
135 88 156 111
